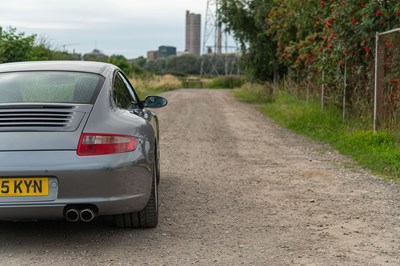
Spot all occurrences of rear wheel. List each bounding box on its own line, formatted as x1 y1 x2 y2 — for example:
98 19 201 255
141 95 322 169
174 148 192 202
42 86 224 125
114 156 158 228
155 143 161 184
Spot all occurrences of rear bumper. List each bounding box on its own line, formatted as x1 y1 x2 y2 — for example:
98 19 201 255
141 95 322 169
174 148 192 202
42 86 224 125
0 144 153 221
0 193 148 220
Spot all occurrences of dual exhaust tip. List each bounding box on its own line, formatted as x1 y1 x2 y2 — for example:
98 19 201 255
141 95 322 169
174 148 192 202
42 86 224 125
65 208 96 223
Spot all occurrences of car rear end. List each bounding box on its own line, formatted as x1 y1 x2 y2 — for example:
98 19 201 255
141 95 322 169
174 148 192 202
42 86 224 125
0 63 153 222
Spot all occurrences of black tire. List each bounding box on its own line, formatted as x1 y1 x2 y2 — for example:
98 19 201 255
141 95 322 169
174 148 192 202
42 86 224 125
114 157 158 228
155 143 161 185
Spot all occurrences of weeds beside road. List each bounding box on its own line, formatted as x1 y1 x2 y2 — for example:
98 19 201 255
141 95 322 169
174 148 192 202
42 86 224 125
235 84 400 182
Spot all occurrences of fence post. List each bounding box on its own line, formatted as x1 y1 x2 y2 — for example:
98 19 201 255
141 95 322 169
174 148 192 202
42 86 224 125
374 32 385 132
343 55 347 121
321 49 325 110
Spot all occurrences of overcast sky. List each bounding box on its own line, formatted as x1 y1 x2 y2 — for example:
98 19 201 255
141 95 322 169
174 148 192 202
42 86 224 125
0 0 208 59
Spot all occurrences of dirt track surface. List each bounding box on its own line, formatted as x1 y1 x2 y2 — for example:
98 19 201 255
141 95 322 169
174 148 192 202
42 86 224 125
1 89 400 265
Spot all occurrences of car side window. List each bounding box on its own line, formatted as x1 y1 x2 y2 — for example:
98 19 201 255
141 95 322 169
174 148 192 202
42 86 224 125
113 72 138 109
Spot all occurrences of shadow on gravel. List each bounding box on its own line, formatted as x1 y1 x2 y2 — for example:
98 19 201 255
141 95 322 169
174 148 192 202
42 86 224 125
0 174 210 257
0 218 162 256
0 217 118 242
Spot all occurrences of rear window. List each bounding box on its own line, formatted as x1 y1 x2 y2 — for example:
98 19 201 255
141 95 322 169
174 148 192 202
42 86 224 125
0 71 104 104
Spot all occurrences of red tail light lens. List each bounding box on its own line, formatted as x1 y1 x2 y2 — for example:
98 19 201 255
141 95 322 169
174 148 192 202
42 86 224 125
77 133 138 156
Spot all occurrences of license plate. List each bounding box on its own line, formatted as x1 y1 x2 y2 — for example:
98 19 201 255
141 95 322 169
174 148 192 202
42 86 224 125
0 178 49 197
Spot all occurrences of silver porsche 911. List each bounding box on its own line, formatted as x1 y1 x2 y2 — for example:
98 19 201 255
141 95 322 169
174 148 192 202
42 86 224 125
0 61 167 228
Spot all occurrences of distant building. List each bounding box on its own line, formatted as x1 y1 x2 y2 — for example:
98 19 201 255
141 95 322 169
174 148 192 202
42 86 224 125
147 50 158 60
185 11 201 57
158 46 177 58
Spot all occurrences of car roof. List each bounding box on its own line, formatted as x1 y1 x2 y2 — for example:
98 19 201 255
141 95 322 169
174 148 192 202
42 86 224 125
0 61 116 75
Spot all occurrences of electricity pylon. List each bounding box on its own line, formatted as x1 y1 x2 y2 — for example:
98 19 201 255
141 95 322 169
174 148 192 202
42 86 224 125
200 0 239 76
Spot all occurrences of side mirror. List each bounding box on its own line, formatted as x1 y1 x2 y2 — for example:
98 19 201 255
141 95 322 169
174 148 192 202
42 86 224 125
143 96 168 108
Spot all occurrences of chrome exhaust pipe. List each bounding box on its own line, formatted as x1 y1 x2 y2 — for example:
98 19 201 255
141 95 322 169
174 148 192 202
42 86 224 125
80 208 96 222
65 209 80 222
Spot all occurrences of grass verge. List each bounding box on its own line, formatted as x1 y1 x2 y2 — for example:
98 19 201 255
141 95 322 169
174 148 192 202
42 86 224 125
131 74 181 99
203 76 245 89
234 85 400 181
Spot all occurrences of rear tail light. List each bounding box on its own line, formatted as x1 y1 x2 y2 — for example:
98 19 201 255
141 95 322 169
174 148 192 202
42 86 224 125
77 133 138 156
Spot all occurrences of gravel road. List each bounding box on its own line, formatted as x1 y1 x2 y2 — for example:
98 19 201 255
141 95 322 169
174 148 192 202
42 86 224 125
1 89 400 266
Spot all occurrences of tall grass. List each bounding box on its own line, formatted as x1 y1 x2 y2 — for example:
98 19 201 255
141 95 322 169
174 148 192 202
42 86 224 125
131 74 181 98
258 91 348 143
233 82 275 104
204 76 245 89
131 74 246 97
337 131 400 177
235 83 400 181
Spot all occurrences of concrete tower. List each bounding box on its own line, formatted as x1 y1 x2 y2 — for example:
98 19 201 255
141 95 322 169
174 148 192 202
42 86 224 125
185 11 201 57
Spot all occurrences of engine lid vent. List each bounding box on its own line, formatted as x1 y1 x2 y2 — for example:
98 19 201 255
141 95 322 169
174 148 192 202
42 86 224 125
0 104 91 132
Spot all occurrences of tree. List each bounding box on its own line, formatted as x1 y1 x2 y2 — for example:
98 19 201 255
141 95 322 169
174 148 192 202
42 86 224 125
29 37 81 61
0 27 36 63
132 56 146 68
108 54 131 76
219 0 277 81
219 0 400 110
165 54 200 75
145 58 167 74
83 49 109 62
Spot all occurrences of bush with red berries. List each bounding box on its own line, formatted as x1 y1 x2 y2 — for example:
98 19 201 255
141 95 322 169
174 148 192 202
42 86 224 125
265 0 400 109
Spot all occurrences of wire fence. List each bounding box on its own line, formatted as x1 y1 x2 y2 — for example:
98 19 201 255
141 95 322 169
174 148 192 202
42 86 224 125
374 28 400 131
